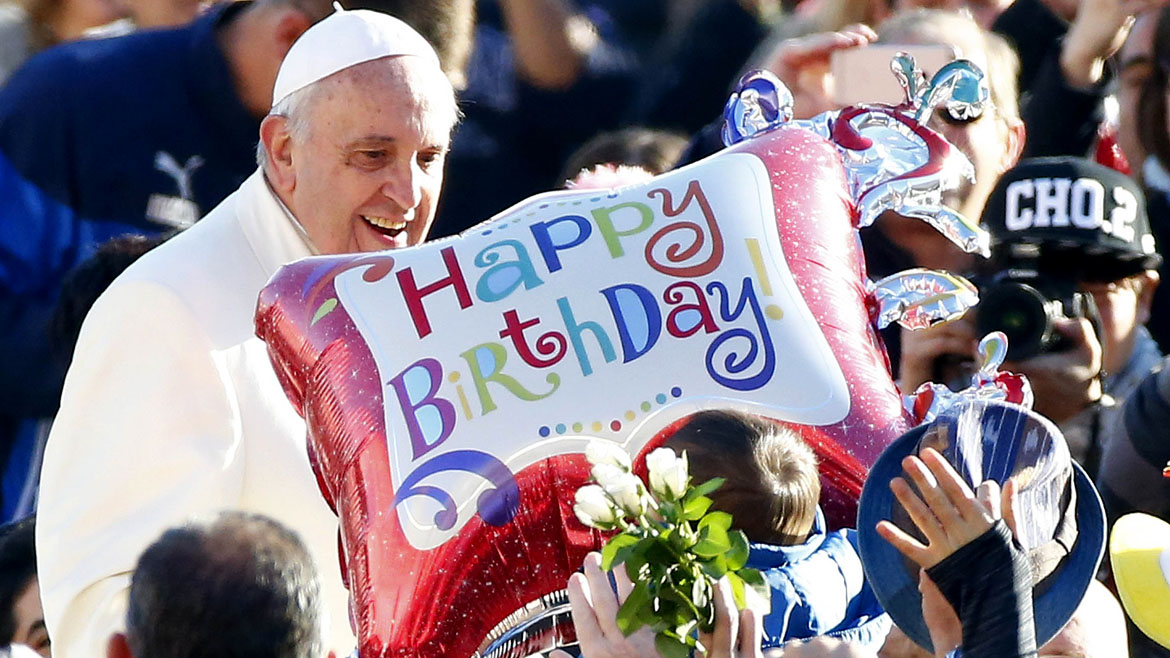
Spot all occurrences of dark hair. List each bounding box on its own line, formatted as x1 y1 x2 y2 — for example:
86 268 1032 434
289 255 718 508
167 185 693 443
559 128 690 184
126 512 322 658
0 517 37 645
347 0 476 82
1140 6 1170 174
50 234 168 369
664 410 820 546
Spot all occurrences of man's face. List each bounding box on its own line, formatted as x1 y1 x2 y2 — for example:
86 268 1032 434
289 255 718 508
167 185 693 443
873 29 1021 272
923 46 1017 225
1082 272 1157 375
275 56 457 255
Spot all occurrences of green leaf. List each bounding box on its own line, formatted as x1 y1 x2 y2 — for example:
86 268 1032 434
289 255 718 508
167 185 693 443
616 580 652 636
600 533 640 571
687 477 726 501
693 517 731 557
698 510 733 534
726 530 750 571
655 632 691 658
699 555 729 580
310 298 338 326
682 494 713 521
725 571 747 610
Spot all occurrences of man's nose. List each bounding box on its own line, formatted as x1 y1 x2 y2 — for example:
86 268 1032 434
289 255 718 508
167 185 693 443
380 159 423 211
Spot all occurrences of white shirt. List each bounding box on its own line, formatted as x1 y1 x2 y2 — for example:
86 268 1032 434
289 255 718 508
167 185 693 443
36 170 355 656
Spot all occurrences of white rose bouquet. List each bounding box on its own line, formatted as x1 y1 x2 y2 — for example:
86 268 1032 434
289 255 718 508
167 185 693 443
573 442 770 658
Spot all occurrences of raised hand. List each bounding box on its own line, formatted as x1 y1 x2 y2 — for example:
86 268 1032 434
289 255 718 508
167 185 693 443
874 447 1017 569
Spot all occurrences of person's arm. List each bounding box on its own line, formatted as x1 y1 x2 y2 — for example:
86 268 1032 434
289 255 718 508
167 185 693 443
0 54 85 419
35 278 244 657
498 0 590 90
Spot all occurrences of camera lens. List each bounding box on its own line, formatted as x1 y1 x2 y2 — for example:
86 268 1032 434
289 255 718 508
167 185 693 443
976 282 1054 360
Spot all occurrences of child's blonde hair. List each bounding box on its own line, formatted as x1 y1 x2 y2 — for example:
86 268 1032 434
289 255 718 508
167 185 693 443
665 410 820 545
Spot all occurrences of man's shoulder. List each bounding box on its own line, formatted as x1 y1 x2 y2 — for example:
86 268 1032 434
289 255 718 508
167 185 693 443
3 28 187 101
115 193 258 296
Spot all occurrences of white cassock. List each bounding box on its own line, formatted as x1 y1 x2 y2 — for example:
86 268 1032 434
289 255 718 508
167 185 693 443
36 170 356 656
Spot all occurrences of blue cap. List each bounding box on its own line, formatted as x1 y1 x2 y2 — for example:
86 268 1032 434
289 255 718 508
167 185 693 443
856 399 1105 653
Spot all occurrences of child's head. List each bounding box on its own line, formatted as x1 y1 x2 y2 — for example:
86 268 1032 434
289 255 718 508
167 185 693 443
664 410 820 546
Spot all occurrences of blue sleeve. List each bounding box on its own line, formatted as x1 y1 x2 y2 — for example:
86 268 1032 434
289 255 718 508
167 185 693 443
0 52 84 416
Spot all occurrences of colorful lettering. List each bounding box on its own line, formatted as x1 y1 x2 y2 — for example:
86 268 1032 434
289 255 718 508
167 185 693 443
704 278 776 391
663 281 720 338
556 296 616 376
644 180 725 277
386 358 457 460
474 239 544 302
530 214 593 273
397 246 473 339
601 283 662 363
498 310 568 368
460 342 561 415
591 202 655 259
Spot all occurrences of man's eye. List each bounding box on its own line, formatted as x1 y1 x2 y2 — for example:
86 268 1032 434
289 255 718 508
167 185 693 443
353 150 386 166
418 151 445 170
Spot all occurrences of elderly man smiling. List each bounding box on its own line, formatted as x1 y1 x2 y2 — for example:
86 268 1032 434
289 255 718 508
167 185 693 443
35 8 458 657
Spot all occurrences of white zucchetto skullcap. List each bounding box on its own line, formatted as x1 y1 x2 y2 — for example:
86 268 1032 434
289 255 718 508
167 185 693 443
271 3 441 108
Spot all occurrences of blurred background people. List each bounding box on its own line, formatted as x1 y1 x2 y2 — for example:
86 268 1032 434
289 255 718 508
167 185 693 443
0 517 48 657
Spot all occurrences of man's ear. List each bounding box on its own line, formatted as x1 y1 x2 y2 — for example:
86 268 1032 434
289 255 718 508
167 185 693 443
1001 117 1026 172
106 632 133 658
260 114 296 193
1136 269 1160 324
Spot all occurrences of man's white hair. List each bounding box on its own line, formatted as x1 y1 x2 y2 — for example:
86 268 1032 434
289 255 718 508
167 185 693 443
256 83 317 171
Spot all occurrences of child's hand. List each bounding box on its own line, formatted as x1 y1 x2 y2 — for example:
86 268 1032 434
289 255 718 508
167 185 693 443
875 447 1018 569
550 552 655 658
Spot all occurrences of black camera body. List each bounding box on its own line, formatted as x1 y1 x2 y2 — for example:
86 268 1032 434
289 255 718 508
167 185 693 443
975 261 1099 361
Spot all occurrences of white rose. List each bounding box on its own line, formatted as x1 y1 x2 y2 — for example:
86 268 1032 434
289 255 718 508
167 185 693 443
604 472 648 516
591 463 627 489
647 448 689 500
585 441 632 470
574 484 618 528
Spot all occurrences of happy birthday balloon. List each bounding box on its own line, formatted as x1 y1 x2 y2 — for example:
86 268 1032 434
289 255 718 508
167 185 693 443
255 58 999 658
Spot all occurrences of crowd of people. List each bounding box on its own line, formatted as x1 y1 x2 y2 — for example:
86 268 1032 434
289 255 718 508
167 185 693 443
0 0 1169 656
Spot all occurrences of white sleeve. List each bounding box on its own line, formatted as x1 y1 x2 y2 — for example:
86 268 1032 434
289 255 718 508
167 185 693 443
35 278 245 657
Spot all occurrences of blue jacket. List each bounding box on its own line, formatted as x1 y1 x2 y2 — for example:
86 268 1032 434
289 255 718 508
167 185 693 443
746 507 891 650
0 3 258 419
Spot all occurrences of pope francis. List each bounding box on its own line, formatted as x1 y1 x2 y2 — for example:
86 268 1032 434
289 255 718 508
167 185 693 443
35 7 459 656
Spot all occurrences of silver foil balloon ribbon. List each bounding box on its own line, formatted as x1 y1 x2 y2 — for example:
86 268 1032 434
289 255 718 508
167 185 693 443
722 55 992 257
871 268 979 330
721 70 795 146
903 331 1034 423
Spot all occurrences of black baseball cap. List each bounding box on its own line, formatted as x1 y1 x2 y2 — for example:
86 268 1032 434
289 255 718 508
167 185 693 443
981 157 1161 281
